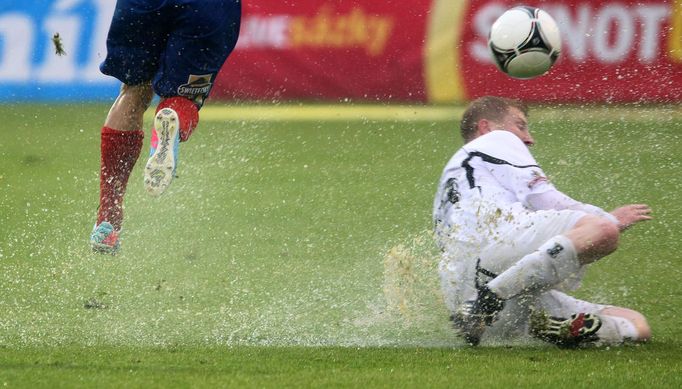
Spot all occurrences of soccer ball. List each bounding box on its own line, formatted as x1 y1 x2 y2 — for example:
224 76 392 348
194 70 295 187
488 6 561 79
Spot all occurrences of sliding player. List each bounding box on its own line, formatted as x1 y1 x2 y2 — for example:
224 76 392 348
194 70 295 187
433 96 652 347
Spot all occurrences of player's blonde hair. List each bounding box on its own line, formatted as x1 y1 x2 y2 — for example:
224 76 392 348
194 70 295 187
460 96 528 142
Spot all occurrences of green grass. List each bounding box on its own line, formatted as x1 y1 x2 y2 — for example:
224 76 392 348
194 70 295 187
0 103 681 387
1 345 680 388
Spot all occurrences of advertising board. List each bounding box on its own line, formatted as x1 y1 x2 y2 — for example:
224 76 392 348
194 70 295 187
1 1 680 103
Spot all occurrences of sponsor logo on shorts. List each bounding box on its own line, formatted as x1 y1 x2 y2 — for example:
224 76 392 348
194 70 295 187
178 74 213 106
547 243 564 258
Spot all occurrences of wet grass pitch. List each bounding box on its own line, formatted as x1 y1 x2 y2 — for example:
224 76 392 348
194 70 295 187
0 103 680 387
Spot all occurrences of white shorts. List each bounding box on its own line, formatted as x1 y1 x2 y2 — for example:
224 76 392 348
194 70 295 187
440 206 587 309
477 207 586 275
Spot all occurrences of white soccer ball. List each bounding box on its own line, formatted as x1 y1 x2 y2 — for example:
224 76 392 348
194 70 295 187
488 6 561 79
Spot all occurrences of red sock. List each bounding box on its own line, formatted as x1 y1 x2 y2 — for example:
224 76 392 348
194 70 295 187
97 127 144 230
156 97 199 142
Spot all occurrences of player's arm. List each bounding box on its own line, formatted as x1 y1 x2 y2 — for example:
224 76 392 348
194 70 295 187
525 181 653 230
526 189 619 225
474 132 623 225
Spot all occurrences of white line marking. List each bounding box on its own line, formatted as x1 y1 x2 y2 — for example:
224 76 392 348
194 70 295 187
147 104 682 122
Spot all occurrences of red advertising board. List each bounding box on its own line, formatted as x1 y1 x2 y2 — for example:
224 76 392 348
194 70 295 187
212 0 682 103
459 0 682 102
212 0 431 102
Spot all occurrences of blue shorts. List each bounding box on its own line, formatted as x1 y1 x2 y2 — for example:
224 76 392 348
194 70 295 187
100 0 241 107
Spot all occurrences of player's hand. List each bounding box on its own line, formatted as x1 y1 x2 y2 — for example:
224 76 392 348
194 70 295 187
610 204 652 231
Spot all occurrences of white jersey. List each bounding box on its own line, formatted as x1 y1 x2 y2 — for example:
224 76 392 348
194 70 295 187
433 130 615 243
433 130 555 239
433 131 623 345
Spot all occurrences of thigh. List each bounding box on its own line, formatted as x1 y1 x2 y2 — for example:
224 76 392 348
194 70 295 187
153 0 242 106
100 0 171 85
479 208 586 275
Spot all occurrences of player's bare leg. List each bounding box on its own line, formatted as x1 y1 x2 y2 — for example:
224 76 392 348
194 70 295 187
105 83 154 131
457 209 651 345
476 216 612 298
91 83 152 254
488 207 651 299
597 307 651 343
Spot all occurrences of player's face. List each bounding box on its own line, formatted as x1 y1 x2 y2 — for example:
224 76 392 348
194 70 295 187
493 107 535 146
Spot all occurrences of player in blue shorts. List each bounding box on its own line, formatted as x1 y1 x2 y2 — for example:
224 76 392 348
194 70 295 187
90 0 241 254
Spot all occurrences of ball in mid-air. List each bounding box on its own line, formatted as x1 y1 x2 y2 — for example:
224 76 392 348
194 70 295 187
488 6 561 79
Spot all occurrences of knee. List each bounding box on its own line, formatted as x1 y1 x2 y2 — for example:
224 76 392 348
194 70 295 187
573 215 620 259
120 83 154 110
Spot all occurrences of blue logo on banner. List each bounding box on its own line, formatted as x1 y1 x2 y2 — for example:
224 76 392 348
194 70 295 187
0 0 119 101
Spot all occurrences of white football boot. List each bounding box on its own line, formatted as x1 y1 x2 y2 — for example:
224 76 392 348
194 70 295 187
144 108 180 196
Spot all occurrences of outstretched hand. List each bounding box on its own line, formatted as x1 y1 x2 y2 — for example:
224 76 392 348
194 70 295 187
610 204 652 231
